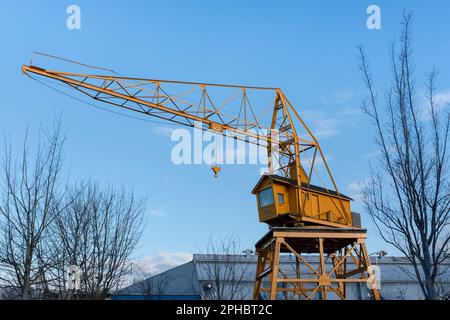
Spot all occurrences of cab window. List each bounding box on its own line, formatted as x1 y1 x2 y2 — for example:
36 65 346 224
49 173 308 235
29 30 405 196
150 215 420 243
277 193 284 204
259 188 274 207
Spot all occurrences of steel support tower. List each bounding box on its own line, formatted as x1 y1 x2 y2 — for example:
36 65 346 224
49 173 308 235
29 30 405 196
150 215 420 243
253 227 381 300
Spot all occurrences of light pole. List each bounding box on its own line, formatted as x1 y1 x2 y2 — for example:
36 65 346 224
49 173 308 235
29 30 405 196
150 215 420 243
369 250 388 265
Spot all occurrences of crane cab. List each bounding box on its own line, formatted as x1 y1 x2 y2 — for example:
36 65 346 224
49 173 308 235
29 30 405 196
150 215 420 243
252 174 354 227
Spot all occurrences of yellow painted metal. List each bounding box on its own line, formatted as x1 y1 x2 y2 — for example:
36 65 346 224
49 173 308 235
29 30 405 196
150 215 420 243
21 62 352 228
21 55 378 301
253 175 352 227
253 228 381 300
211 166 221 177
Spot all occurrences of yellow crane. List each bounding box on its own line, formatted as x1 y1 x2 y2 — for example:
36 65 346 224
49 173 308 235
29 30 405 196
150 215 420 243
21 55 380 300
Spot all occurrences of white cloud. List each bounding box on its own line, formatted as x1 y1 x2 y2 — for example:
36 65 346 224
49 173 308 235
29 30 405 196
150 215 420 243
301 108 360 140
420 89 450 120
318 89 357 105
346 177 372 201
435 90 450 111
133 252 193 275
363 150 379 158
347 181 362 194
304 154 332 167
151 125 176 137
148 206 168 217
338 108 361 117
300 110 339 139
305 88 362 139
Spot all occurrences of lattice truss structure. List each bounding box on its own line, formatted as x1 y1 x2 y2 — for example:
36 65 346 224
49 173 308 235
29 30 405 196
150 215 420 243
254 228 381 300
21 54 378 301
21 53 342 195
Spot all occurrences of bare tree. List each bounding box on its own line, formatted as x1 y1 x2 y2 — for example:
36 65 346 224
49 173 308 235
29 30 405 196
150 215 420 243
130 265 168 297
358 13 450 300
0 122 67 299
53 182 146 299
49 182 94 299
437 281 450 300
0 120 147 300
198 236 250 300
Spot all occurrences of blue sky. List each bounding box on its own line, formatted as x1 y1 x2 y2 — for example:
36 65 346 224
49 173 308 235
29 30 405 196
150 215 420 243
1 0 450 272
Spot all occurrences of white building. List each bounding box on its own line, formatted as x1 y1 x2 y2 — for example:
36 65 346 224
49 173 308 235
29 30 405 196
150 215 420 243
114 254 450 300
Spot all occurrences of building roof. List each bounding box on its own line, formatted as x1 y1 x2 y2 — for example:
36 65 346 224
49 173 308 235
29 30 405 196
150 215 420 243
252 174 352 200
117 261 202 296
118 253 450 297
192 254 432 283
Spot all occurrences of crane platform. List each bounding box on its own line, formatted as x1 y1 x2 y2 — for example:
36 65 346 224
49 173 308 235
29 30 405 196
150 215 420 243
253 227 380 300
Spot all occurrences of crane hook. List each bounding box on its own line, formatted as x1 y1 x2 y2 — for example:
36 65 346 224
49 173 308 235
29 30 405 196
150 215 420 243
211 166 221 178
